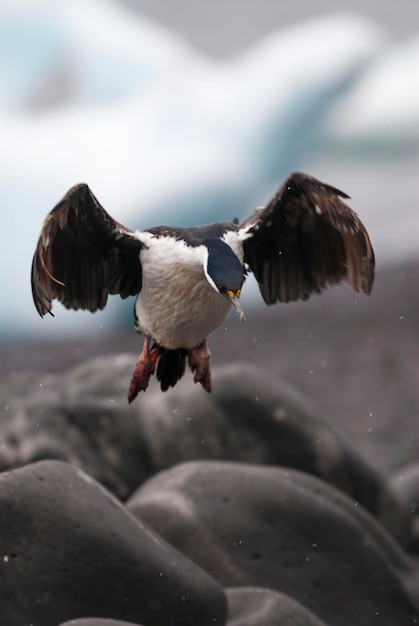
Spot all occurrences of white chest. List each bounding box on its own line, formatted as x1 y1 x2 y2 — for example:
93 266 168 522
134 235 232 349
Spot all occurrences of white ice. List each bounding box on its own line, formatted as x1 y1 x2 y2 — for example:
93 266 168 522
1 0 407 340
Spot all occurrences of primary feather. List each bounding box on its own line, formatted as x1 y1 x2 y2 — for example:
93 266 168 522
31 184 144 316
240 172 374 304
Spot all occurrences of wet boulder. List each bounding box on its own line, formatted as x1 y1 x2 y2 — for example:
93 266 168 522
127 460 419 626
0 460 226 626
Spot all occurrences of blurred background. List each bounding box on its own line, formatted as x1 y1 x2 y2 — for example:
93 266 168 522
1 0 418 474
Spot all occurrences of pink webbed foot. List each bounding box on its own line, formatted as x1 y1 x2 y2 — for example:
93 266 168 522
187 340 212 393
128 336 162 403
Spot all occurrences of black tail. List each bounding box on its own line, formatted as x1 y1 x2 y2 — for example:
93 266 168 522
156 348 187 391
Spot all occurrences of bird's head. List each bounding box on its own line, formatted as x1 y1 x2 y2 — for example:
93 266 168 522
203 238 246 322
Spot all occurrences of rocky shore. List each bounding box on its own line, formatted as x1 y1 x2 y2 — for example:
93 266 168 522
1 257 418 625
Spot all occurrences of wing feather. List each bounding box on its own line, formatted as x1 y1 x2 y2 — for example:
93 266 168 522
241 172 374 304
31 184 144 316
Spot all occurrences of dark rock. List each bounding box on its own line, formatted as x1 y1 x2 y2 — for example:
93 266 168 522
0 356 154 499
0 460 226 626
0 358 411 545
390 463 419 514
226 587 328 625
59 621 143 626
390 462 419 550
135 361 410 544
127 460 419 626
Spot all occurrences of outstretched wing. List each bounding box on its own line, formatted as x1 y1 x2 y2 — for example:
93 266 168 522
31 184 144 316
240 172 375 304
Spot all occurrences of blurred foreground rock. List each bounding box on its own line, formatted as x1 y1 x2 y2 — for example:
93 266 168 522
59 621 143 626
0 458 417 625
0 352 419 624
0 460 226 626
0 357 411 546
127 460 419 626
58 621 143 626
57 589 330 626
226 587 328 626
60 617 142 626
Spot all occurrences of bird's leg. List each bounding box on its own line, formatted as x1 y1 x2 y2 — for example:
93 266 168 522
128 335 162 403
187 340 212 392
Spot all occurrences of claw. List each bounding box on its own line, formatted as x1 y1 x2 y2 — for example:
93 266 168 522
187 340 212 393
128 336 162 403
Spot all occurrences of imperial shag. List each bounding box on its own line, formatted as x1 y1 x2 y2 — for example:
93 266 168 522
31 172 375 402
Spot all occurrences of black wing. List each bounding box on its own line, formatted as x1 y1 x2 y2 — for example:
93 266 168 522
241 172 375 304
31 184 144 316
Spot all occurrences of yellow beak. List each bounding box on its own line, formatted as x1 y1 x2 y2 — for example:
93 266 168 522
227 290 245 322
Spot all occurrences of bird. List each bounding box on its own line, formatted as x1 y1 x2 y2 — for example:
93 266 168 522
31 172 375 403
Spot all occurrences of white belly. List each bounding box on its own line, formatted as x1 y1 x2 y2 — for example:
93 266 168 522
135 236 231 349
